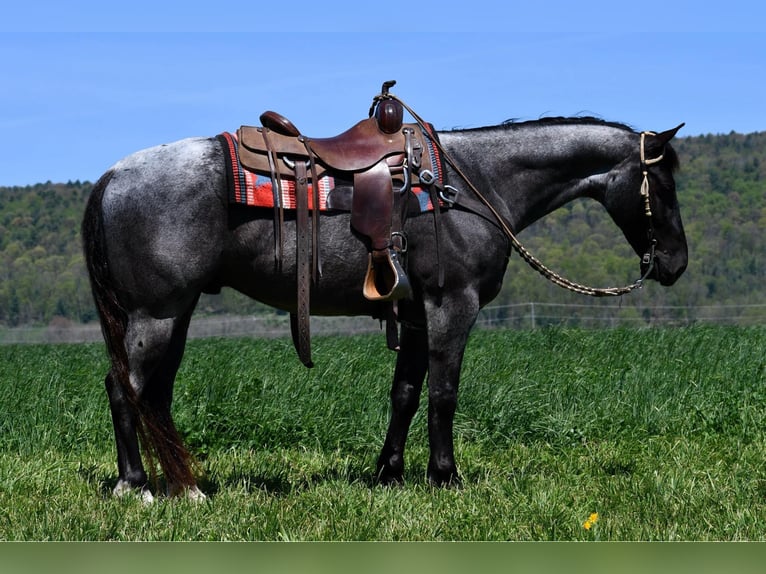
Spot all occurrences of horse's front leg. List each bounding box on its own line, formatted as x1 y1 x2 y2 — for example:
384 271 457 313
376 324 429 485
423 295 477 486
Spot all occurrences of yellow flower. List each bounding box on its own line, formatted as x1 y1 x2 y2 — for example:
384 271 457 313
583 512 599 530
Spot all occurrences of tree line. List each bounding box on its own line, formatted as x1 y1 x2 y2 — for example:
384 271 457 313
1 131 764 327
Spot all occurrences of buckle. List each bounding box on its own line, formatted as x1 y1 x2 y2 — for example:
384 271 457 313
418 169 435 186
438 185 460 206
391 231 408 254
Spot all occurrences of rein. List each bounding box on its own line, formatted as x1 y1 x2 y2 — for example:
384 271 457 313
381 92 662 297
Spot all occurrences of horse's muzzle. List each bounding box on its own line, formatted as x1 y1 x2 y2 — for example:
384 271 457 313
643 250 688 286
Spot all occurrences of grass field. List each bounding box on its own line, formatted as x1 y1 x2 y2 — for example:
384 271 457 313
1 325 765 541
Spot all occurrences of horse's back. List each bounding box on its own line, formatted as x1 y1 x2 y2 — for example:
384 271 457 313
103 137 225 208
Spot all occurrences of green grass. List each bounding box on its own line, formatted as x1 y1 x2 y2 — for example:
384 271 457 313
1 326 765 540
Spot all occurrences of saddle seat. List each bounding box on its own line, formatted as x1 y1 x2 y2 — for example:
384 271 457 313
239 113 407 174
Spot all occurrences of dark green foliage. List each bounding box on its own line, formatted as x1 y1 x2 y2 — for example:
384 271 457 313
670 132 766 306
0 182 95 325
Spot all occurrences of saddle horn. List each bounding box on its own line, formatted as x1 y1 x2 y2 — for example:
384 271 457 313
374 80 404 134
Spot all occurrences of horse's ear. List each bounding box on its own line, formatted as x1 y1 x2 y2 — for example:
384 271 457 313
655 123 685 145
644 123 684 157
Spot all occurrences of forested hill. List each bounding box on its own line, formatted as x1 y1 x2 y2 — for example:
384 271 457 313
1 131 764 327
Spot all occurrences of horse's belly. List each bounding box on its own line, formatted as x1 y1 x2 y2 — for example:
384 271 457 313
227 272 379 317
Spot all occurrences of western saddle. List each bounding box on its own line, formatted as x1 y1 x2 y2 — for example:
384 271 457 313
236 81 443 366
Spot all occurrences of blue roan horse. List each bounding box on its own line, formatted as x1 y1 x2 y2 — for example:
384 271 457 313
82 109 687 501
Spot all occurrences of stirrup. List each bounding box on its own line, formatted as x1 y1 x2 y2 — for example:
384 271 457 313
362 248 411 301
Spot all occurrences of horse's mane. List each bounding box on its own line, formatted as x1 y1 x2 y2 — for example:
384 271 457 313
505 116 635 131
446 115 635 133
445 116 679 170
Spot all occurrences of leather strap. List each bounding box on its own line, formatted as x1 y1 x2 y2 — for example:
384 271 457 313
292 159 313 367
260 127 284 267
383 188 411 351
428 183 445 289
385 303 400 351
303 139 321 281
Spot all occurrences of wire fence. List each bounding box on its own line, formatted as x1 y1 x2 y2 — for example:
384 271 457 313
1 302 764 345
475 302 766 330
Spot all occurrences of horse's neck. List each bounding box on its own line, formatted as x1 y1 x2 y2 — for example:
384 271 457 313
439 123 636 231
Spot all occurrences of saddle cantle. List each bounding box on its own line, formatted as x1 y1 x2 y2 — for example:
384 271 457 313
260 110 300 137
234 81 444 366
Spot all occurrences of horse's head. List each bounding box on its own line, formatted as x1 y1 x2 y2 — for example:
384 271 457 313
604 124 688 286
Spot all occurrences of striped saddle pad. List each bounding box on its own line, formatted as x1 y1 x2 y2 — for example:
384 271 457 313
217 131 441 213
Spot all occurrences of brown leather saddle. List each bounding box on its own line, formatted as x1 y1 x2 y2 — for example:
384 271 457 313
235 81 441 366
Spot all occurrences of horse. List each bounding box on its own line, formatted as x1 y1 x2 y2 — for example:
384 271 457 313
82 113 687 501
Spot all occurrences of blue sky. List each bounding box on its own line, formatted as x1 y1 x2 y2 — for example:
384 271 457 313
1 1 764 186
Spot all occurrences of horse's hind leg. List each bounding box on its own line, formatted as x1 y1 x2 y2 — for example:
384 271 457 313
106 368 150 500
376 325 429 484
108 303 201 500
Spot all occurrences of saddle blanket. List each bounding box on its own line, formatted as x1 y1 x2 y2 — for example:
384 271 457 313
217 131 441 213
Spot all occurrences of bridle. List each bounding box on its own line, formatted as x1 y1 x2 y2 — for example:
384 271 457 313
384 92 665 297
637 130 665 281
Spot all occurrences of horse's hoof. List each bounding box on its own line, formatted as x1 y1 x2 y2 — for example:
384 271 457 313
168 483 207 501
186 486 207 501
376 470 405 487
113 479 155 504
375 460 405 486
427 469 462 488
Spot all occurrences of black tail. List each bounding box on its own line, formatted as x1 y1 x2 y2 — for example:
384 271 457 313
82 172 195 489
82 171 131 402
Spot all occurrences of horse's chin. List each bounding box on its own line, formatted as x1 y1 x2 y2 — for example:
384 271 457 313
642 260 686 286
657 273 680 287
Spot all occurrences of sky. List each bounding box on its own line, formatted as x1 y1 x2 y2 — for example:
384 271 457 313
1 1 765 187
